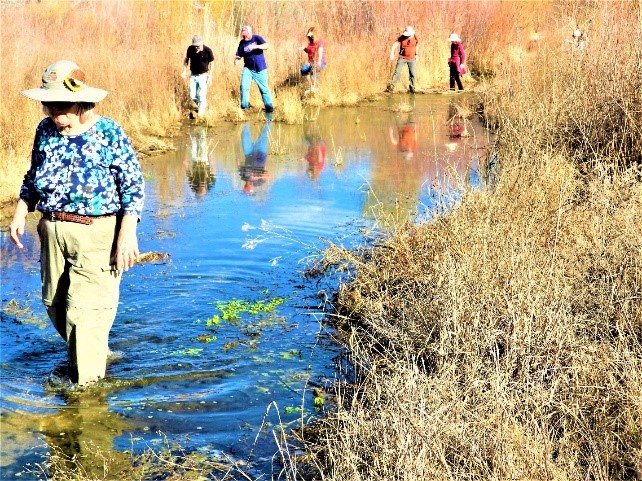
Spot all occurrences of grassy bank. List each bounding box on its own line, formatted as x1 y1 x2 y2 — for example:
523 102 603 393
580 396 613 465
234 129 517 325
2 0 564 207
294 1 642 480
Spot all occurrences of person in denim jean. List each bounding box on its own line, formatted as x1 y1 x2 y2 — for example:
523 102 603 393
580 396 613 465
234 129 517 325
182 35 214 118
386 26 419 93
235 25 274 113
299 26 327 93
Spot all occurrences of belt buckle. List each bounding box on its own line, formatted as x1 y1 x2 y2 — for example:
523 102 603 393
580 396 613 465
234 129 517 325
50 212 59 221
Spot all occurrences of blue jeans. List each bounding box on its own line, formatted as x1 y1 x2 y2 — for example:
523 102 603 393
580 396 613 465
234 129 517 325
240 68 273 110
190 73 210 116
389 58 416 91
241 122 271 164
301 61 326 88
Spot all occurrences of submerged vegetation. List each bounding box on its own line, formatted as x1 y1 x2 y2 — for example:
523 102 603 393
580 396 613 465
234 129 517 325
2 0 642 480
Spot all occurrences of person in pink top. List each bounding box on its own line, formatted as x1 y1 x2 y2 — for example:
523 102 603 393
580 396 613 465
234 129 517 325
299 26 327 92
447 33 467 91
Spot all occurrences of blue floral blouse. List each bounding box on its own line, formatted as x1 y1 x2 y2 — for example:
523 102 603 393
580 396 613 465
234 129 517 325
19 116 145 217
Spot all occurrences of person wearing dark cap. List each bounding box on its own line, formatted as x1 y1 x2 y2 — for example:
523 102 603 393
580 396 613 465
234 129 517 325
386 26 419 94
182 34 214 117
234 25 274 113
9 60 145 385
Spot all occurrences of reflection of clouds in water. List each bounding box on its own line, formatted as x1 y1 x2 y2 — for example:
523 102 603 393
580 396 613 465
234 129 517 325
241 219 315 253
445 141 459 152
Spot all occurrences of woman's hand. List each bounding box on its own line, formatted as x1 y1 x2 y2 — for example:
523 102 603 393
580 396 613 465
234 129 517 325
9 199 29 249
116 214 140 271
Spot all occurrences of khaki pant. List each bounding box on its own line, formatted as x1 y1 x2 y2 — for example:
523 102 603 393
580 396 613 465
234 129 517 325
38 216 121 385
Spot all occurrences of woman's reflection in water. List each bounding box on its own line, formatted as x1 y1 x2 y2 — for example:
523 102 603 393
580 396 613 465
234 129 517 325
303 123 326 180
38 389 132 478
239 122 271 195
445 100 467 152
186 127 216 198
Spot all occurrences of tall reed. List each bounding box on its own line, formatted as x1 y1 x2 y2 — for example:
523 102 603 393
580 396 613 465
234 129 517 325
292 1 642 480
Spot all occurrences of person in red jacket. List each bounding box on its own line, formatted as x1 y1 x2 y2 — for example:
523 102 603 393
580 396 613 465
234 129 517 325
448 33 467 91
299 26 327 92
386 26 419 94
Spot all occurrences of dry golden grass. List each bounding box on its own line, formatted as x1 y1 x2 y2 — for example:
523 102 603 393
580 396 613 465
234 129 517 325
288 2 642 481
302 154 641 479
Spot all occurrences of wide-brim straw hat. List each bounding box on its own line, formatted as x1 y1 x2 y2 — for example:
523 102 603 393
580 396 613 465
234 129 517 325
448 33 462 42
21 60 108 103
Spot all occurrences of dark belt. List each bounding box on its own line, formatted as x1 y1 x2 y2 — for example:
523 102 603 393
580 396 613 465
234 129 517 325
42 211 116 225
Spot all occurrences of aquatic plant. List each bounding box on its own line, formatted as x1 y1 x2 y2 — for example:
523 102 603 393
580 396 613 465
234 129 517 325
212 297 285 324
23 432 252 481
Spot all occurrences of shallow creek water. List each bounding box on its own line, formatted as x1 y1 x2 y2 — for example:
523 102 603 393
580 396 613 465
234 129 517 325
0 94 492 478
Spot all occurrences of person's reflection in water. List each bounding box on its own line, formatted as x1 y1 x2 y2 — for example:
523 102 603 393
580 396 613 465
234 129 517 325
303 123 326 180
186 127 216 198
447 100 465 137
445 100 467 152
389 111 417 160
239 122 271 195
38 388 132 479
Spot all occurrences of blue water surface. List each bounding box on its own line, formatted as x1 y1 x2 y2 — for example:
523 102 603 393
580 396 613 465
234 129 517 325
0 94 491 478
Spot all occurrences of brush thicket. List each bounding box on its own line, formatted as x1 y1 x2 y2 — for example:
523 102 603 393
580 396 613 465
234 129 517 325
293 2 642 480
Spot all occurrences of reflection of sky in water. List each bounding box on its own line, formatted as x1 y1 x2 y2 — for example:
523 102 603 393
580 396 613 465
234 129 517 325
0 94 493 477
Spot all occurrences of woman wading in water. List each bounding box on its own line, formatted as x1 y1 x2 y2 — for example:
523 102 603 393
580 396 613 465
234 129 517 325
10 60 145 385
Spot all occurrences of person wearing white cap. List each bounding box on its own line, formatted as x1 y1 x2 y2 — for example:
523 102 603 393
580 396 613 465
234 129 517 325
571 29 587 51
447 33 467 91
386 26 419 94
9 59 145 385
182 34 215 118
234 25 274 113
